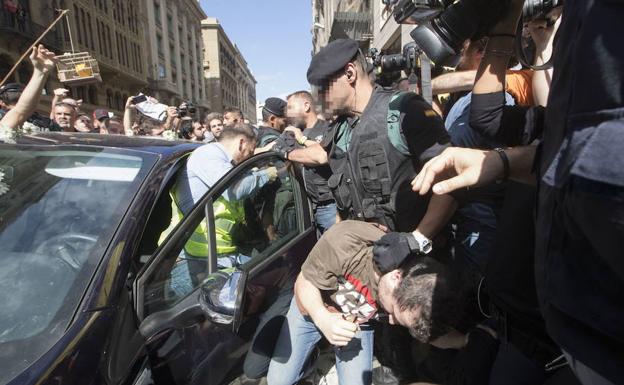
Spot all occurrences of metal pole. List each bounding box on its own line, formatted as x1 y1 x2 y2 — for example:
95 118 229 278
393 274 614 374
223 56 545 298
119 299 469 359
0 9 69 87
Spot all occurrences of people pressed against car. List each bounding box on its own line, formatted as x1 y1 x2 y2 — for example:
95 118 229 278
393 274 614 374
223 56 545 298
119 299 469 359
164 123 277 289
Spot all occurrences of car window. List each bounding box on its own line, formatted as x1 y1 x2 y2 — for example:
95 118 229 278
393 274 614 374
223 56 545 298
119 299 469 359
0 145 157 384
142 156 300 318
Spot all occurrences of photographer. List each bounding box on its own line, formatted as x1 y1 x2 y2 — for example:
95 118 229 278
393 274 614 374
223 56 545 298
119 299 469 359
412 0 624 383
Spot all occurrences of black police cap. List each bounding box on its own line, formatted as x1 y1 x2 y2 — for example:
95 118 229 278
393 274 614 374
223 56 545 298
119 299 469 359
307 39 360 86
0 83 24 95
263 97 287 118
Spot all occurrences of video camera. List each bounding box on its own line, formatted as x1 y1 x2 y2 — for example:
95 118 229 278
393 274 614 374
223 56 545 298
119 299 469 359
177 101 197 118
383 0 562 67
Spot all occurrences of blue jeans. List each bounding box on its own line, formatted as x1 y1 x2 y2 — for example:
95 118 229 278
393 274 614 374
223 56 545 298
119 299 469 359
314 202 337 235
267 298 374 385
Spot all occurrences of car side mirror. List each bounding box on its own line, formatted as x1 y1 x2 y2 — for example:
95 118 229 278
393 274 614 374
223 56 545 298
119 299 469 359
199 269 244 325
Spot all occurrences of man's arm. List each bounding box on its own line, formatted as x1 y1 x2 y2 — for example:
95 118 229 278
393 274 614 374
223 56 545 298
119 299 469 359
413 194 458 240
411 145 537 196
123 96 135 132
1 45 57 130
529 9 561 107
49 88 67 119
283 126 329 166
286 143 328 166
432 70 477 95
226 167 277 200
469 0 545 146
294 272 358 346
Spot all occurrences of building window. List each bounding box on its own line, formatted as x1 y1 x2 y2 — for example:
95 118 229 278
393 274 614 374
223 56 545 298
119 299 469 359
167 14 174 37
158 64 166 79
154 2 161 26
73 5 83 46
87 13 95 50
106 89 113 109
89 86 98 105
157 34 163 57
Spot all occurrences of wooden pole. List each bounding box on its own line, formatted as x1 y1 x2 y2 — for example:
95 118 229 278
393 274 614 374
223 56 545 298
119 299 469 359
0 9 69 87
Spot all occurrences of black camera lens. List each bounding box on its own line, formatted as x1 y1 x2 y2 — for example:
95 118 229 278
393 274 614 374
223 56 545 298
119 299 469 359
380 54 408 73
523 0 561 21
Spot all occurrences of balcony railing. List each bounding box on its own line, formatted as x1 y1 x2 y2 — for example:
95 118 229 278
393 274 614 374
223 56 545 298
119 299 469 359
0 8 63 51
330 11 371 42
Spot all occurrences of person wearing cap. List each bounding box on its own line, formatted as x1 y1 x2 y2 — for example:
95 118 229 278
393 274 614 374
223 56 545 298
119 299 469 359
267 38 461 385
74 113 93 133
256 97 288 149
0 82 24 120
0 45 59 134
93 108 110 133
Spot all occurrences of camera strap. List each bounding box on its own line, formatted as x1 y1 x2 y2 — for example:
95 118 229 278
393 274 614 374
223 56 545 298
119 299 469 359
514 21 554 71
419 52 433 104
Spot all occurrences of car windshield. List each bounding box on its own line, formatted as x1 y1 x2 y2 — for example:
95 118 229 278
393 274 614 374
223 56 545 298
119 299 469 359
0 145 157 383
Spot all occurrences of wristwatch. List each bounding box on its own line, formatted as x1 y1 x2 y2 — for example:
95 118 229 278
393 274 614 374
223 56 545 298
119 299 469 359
408 231 432 254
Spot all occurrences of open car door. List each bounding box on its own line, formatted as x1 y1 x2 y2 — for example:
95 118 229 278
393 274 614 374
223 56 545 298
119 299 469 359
133 153 316 385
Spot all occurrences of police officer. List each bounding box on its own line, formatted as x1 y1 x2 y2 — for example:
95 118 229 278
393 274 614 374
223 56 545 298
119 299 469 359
256 97 288 149
286 38 456 241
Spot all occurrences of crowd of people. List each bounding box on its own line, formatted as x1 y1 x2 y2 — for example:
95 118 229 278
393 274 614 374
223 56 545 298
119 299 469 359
1 1 623 385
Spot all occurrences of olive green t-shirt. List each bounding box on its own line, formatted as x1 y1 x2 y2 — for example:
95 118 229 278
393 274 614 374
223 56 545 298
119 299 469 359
301 220 385 322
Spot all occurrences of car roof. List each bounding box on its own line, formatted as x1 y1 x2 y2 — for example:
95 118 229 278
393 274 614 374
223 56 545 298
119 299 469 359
13 132 201 156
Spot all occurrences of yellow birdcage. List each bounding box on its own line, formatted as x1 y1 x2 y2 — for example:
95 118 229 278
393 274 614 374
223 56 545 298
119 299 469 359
53 9 102 86
55 52 102 85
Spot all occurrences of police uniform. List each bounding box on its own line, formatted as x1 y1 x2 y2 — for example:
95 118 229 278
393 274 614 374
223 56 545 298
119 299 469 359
308 39 451 232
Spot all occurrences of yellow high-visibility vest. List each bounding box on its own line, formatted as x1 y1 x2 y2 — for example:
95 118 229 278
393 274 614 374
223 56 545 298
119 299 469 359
159 191 244 257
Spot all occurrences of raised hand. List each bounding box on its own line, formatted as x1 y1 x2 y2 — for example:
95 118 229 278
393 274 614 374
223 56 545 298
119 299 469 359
30 44 58 75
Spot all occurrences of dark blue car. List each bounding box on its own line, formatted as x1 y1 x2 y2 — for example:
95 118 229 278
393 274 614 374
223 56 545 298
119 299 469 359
0 133 317 385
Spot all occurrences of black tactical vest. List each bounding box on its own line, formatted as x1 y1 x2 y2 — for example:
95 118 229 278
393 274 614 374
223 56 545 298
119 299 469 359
327 87 428 232
303 120 334 205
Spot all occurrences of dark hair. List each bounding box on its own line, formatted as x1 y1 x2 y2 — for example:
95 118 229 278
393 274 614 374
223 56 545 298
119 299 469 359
392 257 463 343
135 114 162 135
223 107 243 119
219 122 256 142
179 119 194 139
261 108 274 122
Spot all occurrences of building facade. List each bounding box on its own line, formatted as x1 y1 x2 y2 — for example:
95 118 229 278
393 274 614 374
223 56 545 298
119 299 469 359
201 18 256 122
0 0 149 116
311 0 372 54
312 0 415 62
370 1 413 56
144 0 209 116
